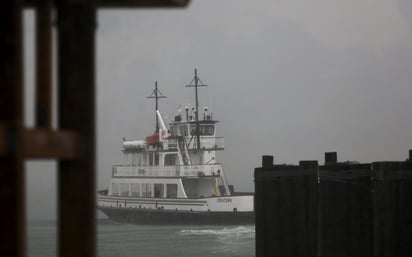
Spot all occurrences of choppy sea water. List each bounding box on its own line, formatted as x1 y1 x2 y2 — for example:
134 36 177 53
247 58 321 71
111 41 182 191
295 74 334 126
27 219 255 257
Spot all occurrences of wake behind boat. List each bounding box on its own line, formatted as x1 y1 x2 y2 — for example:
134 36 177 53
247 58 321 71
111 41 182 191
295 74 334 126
97 70 254 225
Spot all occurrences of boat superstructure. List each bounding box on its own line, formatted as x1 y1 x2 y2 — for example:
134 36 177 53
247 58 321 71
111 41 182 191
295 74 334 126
97 70 254 224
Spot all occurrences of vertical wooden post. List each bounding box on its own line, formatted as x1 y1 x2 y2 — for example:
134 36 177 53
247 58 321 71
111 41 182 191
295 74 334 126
35 0 53 128
0 1 25 257
255 157 318 257
57 0 96 256
254 156 272 257
372 161 412 257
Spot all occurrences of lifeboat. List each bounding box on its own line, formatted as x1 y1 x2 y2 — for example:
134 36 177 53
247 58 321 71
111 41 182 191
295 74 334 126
122 140 146 150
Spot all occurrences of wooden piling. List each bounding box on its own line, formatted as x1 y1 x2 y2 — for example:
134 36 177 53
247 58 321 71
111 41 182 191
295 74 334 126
319 162 373 257
372 161 412 257
255 151 412 257
255 157 318 257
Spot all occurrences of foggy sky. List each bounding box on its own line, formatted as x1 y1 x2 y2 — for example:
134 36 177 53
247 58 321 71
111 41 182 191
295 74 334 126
25 0 412 220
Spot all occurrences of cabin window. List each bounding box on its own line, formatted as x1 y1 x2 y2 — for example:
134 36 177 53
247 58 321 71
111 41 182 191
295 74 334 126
190 125 215 136
154 184 164 198
132 154 144 166
182 179 198 198
166 184 177 198
132 153 144 166
132 154 136 166
164 154 177 166
120 183 129 196
154 153 159 165
171 126 178 136
142 183 152 197
148 153 159 166
112 182 120 196
131 183 140 197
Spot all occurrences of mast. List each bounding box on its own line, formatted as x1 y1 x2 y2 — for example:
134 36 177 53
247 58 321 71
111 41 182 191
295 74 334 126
185 69 207 149
147 81 167 132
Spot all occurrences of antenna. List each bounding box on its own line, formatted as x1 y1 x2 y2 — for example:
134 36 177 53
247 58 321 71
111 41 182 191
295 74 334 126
185 69 207 149
147 81 167 132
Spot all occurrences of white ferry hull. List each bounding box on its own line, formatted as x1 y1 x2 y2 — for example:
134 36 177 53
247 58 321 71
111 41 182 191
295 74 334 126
97 193 254 225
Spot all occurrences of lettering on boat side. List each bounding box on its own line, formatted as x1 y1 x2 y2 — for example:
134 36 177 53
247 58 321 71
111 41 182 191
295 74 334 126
217 198 232 203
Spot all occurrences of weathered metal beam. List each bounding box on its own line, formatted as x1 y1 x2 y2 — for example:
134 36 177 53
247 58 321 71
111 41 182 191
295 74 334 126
24 0 190 8
23 129 80 159
97 0 189 8
57 0 96 256
0 1 25 257
35 0 53 127
0 126 81 159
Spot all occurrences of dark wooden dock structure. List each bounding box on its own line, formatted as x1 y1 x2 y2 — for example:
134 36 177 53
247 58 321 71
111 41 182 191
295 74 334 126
255 151 412 257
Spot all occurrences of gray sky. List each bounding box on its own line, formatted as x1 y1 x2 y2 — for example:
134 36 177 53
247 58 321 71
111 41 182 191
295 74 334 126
25 0 412 220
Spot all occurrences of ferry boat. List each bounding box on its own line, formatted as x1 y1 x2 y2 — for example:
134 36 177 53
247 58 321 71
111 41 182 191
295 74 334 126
97 70 254 225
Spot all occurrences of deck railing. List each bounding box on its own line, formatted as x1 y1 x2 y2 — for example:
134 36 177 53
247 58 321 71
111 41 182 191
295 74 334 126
164 137 224 150
187 136 224 150
112 163 224 177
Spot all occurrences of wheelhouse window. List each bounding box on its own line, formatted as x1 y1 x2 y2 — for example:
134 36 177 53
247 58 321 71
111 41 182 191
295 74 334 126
190 125 196 136
190 124 215 136
202 125 215 135
180 126 189 136
170 125 189 136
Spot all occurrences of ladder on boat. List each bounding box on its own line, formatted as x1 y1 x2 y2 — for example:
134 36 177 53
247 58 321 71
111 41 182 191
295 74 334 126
177 136 191 165
217 172 231 196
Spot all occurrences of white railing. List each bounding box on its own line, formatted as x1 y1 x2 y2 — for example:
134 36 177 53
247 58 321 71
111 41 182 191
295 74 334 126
163 137 224 150
112 163 224 177
186 137 224 150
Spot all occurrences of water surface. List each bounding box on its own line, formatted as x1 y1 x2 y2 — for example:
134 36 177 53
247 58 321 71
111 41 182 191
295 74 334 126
28 219 255 257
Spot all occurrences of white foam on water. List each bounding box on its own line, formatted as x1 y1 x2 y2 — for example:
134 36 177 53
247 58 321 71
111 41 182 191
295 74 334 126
179 226 255 238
